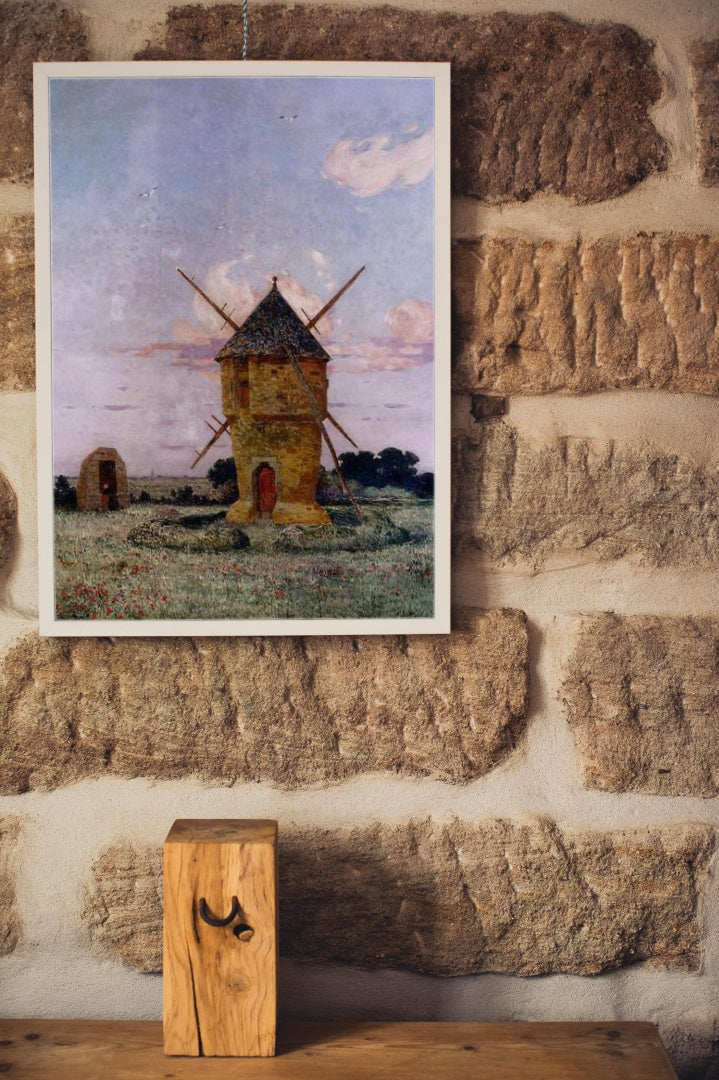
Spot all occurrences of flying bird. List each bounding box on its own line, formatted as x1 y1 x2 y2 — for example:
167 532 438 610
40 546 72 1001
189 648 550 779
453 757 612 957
279 114 298 122
138 186 159 198
216 223 226 230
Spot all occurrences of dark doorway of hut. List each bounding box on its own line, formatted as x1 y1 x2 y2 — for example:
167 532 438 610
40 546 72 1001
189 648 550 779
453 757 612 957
99 459 119 510
255 463 277 519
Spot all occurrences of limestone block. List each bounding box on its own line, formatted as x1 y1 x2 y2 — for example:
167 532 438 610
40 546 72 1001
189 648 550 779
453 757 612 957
691 39 719 186
82 842 161 973
0 818 20 956
84 818 713 976
453 236 719 395
0 469 17 575
454 423 719 568
0 215 35 392
0 609 529 793
0 2 89 182
137 7 668 205
564 615 719 796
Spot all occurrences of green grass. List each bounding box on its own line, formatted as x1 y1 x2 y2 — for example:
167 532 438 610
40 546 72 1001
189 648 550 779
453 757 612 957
53 498 434 621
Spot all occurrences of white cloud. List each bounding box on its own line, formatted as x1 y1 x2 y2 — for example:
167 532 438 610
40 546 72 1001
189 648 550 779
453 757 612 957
273 273 335 335
385 299 434 343
176 264 335 341
322 127 434 198
193 261 261 333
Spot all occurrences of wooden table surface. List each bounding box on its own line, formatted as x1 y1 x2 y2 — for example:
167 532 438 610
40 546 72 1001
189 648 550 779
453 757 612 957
0 1019 679 1078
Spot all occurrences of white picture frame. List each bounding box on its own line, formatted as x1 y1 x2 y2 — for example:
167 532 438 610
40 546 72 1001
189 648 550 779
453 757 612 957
34 60 450 636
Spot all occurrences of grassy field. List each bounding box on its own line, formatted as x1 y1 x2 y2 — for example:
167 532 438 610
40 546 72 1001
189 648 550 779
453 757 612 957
54 494 434 622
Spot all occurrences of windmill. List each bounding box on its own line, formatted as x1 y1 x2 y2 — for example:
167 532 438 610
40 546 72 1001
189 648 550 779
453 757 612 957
177 264 365 525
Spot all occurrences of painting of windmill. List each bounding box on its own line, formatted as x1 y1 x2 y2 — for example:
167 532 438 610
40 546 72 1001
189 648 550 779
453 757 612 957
178 265 365 526
37 61 450 635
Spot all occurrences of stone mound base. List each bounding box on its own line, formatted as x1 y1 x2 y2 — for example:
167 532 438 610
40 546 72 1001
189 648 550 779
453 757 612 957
128 512 250 552
126 506 415 554
270 507 411 552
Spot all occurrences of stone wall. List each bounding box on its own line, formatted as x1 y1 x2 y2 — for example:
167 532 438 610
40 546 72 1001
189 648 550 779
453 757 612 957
1 1 719 1078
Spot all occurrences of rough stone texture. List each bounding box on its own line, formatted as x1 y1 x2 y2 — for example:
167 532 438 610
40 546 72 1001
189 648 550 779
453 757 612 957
0 2 89 182
691 39 719 187
0 467 17 576
137 6 668 204
453 236 719 396
0 609 528 794
0 817 20 956
0 215 35 392
82 841 161 973
84 818 714 977
564 615 719 797
454 422 719 568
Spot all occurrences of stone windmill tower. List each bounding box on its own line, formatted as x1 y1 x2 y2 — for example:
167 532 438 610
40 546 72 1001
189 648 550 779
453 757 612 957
178 266 364 525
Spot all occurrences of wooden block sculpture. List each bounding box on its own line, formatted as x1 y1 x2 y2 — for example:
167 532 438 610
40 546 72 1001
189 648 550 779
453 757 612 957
163 819 278 1057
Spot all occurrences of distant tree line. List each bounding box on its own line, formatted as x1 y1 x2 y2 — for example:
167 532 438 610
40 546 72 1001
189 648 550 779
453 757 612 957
53 476 215 510
54 447 433 511
334 448 433 498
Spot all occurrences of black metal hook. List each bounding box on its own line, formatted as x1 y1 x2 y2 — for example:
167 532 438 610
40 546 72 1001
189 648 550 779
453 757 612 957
198 895 240 927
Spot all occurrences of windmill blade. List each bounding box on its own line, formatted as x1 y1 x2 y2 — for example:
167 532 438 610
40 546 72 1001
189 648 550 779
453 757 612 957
326 411 358 449
305 266 365 331
190 417 231 470
177 267 240 332
304 265 363 448
282 346 362 522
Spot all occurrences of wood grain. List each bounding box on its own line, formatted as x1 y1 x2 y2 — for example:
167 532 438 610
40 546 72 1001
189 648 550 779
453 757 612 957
163 818 277 1056
0 1020 679 1078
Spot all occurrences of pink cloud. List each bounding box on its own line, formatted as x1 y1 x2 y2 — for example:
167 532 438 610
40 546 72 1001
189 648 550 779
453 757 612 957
171 318 214 346
329 337 433 373
126 339 221 364
129 341 178 358
323 127 434 198
385 299 434 343
124 267 336 374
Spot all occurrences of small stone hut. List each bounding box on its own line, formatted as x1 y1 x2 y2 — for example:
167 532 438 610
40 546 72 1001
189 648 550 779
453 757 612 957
215 279 331 526
76 446 130 511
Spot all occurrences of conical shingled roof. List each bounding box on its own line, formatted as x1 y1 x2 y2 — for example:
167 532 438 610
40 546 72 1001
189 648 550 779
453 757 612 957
215 280 331 363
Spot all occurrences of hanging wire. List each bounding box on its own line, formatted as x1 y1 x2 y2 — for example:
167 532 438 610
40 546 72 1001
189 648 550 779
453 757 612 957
243 0 248 59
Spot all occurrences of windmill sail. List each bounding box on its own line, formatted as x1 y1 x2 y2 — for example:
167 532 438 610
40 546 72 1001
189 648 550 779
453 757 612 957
191 417 230 470
177 267 239 331
326 412 358 449
305 266 365 331
177 266 360 466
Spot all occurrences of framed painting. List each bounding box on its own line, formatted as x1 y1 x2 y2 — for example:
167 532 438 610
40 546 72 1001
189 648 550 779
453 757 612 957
34 60 450 636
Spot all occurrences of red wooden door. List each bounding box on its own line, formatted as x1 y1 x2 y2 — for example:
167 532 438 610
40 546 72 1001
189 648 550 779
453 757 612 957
256 464 277 517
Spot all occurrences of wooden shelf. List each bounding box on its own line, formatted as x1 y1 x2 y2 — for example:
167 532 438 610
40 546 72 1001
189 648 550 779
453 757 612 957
0 1019 678 1078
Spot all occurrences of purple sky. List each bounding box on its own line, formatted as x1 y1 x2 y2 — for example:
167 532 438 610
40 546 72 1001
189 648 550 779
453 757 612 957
49 74 437 477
